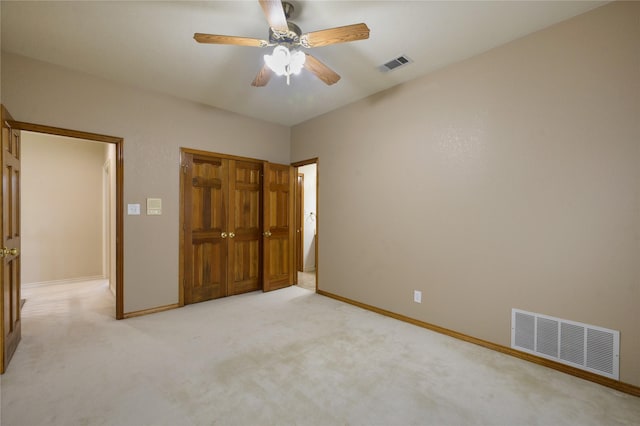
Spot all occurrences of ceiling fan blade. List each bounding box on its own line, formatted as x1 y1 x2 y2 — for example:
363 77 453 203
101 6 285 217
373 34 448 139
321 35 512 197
259 0 289 33
304 54 341 86
251 64 273 87
301 23 370 48
194 33 267 47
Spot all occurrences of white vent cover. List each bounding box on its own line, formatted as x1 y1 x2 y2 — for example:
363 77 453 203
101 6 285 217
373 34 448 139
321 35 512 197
378 55 413 72
511 309 619 380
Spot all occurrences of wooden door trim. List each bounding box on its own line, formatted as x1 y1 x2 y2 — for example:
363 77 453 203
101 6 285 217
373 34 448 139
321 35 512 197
8 121 123 144
181 147 264 164
291 158 318 168
7 120 125 320
292 158 319 291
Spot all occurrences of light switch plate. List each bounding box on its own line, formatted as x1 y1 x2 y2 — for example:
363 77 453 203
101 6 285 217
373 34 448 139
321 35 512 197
127 204 141 215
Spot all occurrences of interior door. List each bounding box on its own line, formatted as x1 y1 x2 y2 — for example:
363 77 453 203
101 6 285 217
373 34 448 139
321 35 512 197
1 106 22 373
263 162 295 292
227 160 262 295
183 153 229 304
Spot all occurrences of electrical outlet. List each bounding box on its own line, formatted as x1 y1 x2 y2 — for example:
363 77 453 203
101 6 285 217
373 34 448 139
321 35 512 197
413 290 422 303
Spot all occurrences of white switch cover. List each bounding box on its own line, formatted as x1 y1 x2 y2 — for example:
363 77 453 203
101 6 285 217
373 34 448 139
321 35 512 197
127 204 141 215
147 198 162 215
413 290 422 303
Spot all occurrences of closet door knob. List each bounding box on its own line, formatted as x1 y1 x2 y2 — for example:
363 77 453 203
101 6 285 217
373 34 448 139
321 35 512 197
221 232 228 239
263 231 272 237
229 232 236 239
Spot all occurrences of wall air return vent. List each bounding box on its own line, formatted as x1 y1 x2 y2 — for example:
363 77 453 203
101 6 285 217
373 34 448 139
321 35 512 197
511 309 619 380
378 55 413 72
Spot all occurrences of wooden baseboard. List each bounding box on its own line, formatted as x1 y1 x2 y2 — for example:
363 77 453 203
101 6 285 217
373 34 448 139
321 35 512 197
317 289 640 397
122 303 180 319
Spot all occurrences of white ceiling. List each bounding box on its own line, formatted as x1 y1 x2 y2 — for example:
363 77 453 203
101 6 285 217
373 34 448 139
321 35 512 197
1 1 607 126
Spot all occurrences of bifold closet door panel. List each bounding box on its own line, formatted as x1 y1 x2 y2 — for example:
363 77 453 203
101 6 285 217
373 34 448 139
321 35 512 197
183 154 229 303
227 160 262 295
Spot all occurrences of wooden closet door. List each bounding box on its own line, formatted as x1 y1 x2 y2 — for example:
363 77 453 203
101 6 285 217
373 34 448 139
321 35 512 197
227 160 262 295
183 153 229 304
263 162 295 292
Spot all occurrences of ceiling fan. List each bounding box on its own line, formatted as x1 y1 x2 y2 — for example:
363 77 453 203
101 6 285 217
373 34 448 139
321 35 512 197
194 0 370 87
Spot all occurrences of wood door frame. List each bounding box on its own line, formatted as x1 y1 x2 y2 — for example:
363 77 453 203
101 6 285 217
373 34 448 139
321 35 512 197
7 120 125 319
292 158 318 291
179 147 266 306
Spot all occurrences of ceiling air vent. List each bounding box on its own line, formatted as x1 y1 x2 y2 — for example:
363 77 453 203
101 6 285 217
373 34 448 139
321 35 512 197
378 55 413 72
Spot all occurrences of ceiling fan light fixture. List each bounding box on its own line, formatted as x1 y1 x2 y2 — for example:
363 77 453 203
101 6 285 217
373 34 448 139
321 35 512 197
289 50 306 74
264 45 306 85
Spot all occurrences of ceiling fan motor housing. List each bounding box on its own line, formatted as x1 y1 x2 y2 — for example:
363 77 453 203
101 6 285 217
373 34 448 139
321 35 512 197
269 22 302 47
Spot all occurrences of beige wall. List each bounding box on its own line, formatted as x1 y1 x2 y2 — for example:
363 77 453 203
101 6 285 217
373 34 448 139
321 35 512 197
22 132 106 284
291 2 640 386
1 53 290 313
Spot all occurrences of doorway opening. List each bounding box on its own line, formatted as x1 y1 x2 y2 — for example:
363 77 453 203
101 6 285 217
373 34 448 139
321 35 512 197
21 131 116 318
293 159 318 292
10 121 124 319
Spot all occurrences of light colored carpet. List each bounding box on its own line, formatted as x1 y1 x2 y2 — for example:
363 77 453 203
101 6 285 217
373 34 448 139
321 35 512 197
1 279 639 426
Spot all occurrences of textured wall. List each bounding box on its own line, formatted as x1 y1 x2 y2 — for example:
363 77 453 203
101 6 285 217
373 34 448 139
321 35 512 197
291 2 640 386
2 53 290 313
